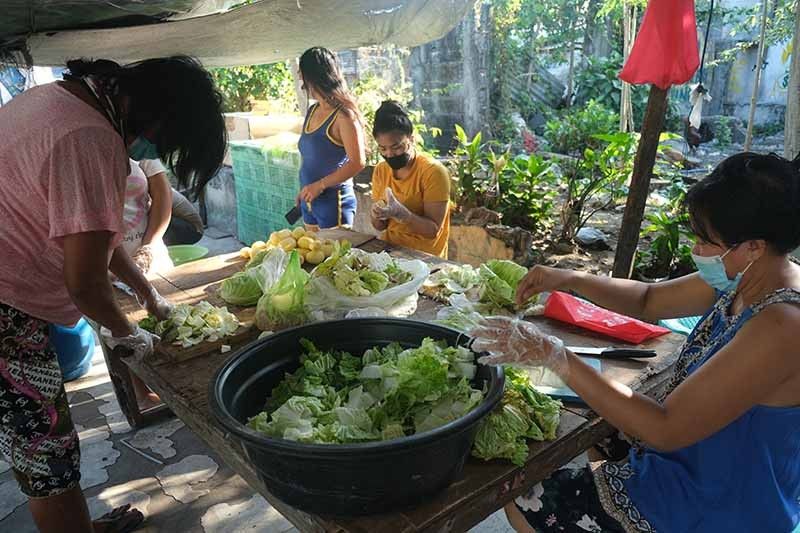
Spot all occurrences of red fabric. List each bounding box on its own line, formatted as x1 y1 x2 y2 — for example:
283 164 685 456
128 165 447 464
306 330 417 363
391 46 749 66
543 292 671 344
619 0 700 89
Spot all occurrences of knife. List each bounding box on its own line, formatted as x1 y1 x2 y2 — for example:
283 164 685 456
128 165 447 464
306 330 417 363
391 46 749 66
566 346 657 359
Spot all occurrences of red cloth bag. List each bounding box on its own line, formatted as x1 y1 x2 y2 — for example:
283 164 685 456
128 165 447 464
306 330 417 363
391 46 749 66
619 0 700 89
544 291 671 344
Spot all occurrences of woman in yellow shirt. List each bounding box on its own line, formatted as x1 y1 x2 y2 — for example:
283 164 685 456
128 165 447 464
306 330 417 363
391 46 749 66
370 101 451 257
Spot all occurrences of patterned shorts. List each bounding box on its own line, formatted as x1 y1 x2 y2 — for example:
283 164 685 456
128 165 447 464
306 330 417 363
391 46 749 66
0 302 81 498
514 435 657 533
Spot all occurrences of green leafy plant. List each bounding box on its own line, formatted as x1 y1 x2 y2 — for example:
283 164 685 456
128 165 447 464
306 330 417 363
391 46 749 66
559 132 637 242
450 124 491 207
634 185 696 280
495 153 559 233
544 100 619 156
210 63 295 113
716 116 733 148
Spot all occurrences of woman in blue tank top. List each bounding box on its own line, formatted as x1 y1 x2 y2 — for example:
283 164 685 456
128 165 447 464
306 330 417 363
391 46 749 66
472 153 800 532
296 47 365 229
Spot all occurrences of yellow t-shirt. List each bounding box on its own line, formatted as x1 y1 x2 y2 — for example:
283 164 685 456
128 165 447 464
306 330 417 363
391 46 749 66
371 153 451 257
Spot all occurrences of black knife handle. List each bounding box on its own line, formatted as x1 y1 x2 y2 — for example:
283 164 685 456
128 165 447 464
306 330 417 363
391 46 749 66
601 349 657 359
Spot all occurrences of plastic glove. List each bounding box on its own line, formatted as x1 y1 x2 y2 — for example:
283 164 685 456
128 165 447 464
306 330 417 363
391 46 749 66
132 245 154 274
101 326 159 359
373 188 412 222
137 286 173 321
469 316 568 377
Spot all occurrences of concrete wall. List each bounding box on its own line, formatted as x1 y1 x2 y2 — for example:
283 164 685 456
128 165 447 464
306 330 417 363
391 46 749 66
408 2 492 151
702 0 791 127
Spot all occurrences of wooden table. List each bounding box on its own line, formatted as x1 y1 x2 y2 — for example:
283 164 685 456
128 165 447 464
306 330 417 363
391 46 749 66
109 228 685 533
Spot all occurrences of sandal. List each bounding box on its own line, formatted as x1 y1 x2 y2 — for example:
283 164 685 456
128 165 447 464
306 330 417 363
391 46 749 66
93 504 145 533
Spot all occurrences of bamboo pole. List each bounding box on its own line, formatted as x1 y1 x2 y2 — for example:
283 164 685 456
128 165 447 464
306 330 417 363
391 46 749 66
744 0 770 151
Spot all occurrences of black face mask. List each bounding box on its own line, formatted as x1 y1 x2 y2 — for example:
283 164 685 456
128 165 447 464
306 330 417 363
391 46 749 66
384 152 412 170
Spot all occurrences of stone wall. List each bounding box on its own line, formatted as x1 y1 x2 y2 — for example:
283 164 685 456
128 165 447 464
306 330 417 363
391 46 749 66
408 2 492 151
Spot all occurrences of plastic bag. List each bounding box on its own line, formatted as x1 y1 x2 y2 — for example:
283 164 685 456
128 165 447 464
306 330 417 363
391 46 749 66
252 247 289 292
618 0 699 90
255 250 309 331
543 291 670 344
304 253 430 320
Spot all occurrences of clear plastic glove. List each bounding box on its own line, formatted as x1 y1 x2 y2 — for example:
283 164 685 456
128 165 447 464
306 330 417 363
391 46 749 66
101 326 159 359
373 188 412 222
469 316 569 377
132 245 154 274
138 286 173 321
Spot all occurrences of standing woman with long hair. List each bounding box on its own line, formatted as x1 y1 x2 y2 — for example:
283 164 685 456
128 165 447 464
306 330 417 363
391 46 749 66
297 47 366 229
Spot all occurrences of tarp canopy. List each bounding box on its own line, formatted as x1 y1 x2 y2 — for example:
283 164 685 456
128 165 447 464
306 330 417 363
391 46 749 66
1 0 475 67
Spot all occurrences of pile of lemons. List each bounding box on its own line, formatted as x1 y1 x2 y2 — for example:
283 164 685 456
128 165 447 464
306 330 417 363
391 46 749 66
239 227 337 265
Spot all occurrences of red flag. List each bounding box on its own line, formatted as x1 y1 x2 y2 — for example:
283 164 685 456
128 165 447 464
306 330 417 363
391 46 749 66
619 0 700 89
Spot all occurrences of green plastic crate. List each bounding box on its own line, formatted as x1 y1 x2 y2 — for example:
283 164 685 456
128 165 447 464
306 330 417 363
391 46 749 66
229 139 301 244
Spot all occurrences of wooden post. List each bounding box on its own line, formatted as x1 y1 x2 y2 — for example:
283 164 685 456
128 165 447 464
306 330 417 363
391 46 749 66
744 0 770 152
612 85 670 279
784 0 800 160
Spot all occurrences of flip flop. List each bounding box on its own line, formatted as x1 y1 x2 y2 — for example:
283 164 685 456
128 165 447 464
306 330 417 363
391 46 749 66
94 504 145 533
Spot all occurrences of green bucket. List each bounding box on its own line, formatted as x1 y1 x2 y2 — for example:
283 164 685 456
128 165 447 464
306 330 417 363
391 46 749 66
168 245 209 266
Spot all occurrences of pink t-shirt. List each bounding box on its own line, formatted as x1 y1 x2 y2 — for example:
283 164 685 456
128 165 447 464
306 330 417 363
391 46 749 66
0 83 129 326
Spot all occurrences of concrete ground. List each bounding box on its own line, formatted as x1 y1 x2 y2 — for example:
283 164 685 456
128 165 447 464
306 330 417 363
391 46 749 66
0 233 515 533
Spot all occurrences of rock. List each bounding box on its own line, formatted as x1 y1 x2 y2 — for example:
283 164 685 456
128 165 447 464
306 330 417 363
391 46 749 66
462 207 502 226
486 224 537 265
552 241 577 255
575 227 611 251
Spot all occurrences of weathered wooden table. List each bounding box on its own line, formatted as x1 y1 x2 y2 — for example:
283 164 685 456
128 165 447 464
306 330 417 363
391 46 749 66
109 228 684 533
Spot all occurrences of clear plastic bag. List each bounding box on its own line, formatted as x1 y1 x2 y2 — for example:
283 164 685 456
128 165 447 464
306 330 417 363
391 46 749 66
305 255 430 320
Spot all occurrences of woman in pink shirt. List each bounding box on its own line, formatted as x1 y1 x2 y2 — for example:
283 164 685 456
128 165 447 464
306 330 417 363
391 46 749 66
0 57 226 533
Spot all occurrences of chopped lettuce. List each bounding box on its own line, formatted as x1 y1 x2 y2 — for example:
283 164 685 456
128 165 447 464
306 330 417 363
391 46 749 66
422 264 482 301
247 337 483 444
472 366 562 466
138 301 240 348
311 244 413 298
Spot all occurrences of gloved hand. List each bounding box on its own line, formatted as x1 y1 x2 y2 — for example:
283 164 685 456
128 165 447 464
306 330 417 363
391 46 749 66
469 316 569 377
101 326 160 359
132 245 154 274
373 188 412 222
136 286 173 321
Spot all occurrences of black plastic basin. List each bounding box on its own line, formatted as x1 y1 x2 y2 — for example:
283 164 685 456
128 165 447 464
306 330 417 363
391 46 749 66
209 318 504 515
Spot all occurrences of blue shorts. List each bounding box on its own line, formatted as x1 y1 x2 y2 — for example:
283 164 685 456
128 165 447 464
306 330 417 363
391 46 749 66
300 185 356 228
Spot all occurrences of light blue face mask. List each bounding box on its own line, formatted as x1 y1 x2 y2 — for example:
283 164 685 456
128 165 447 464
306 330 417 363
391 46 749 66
128 136 159 161
691 247 753 292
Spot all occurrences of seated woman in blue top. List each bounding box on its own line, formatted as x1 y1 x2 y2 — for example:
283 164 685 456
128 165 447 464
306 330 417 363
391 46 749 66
472 152 800 533
296 47 366 229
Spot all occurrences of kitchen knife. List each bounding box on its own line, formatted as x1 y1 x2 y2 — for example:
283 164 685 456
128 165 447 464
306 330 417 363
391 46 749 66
566 346 657 359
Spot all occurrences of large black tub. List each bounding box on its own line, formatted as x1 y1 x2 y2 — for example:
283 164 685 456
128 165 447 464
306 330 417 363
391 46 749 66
209 318 504 515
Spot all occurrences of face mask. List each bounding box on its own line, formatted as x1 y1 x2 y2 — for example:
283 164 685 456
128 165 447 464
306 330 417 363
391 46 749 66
691 247 753 292
128 136 159 161
384 151 412 170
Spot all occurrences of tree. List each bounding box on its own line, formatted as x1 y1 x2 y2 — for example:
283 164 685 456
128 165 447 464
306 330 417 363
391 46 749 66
785 0 800 160
210 63 295 113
